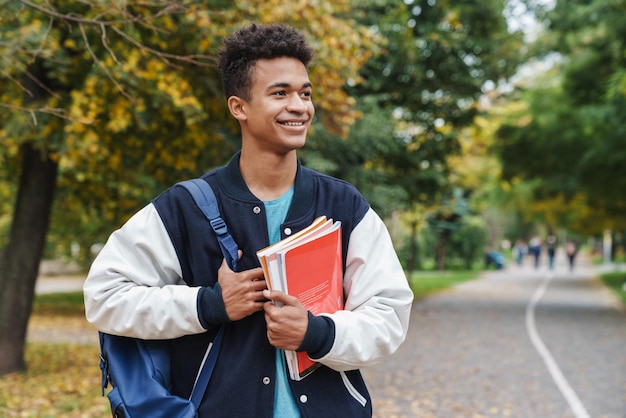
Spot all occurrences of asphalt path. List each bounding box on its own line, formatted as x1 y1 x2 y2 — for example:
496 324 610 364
362 257 626 418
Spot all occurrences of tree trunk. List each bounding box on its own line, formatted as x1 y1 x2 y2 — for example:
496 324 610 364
406 220 417 276
406 219 422 277
436 233 447 271
0 143 58 375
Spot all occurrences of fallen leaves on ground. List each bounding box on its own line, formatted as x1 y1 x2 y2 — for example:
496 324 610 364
0 342 110 417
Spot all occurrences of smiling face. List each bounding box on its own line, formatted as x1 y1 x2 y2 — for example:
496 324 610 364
229 57 315 155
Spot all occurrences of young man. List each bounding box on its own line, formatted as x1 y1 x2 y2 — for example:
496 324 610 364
84 23 413 417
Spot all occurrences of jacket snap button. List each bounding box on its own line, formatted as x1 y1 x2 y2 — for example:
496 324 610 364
262 377 270 385
299 394 308 403
284 227 292 235
253 206 261 214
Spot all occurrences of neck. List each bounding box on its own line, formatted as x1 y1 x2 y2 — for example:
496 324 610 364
239 148 297 201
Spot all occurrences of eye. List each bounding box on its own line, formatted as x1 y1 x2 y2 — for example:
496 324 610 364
301 90 312 99
272 90 287 96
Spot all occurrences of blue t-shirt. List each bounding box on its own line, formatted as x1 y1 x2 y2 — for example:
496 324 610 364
263 187 301 418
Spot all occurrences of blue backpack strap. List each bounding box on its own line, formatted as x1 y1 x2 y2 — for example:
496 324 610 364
176 179 239 271
176 178 236 408
189 326 225 407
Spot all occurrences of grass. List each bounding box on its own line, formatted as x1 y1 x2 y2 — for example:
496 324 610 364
599 271 626 305
32 291 85 316
408 270 481 300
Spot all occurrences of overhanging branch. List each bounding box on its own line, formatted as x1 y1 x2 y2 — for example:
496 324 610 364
0 102 95 124
17 0 217 66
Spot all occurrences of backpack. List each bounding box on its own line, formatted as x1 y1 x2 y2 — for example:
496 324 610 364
98 179 237 418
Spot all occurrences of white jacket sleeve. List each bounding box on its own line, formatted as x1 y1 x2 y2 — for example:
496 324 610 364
83 204 206 339
318 208 413 370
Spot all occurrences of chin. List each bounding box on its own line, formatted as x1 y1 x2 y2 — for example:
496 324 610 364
284 135 307 150
293 139 307 150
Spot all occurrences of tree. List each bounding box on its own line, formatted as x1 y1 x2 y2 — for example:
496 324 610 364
495 0 626 235
0 0 379 375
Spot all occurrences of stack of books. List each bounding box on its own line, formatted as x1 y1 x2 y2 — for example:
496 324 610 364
257 216 344 380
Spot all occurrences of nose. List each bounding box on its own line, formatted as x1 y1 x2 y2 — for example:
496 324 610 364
286 94 308 113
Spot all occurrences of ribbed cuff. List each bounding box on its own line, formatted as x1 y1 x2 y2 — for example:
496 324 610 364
296 312 335 359
197 284 231 328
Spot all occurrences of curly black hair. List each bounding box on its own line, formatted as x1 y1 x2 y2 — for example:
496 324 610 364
217 23 314 100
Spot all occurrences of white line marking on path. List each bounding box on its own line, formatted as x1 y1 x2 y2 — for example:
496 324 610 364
525 272 591 418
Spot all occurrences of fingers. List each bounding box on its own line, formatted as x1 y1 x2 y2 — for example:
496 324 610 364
218 261 267 321
244 267 265 282
263 289 301 307
263 291 308 350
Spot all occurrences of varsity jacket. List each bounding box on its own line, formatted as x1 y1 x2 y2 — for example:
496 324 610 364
84 152 413 417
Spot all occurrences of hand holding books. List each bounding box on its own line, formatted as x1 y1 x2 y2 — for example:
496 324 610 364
262 289 309 351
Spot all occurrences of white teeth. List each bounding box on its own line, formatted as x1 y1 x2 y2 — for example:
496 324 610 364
283 121 304 126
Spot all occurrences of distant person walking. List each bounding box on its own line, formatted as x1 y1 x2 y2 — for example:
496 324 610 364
529 236 542 269
566 241 578 271
513 239 528 267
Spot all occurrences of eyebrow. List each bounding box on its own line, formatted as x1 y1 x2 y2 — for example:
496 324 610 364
267 82 313 90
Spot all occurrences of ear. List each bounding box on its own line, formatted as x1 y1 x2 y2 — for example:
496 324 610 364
227 96 248 121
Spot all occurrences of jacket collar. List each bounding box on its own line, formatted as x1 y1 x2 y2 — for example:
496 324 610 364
217 151 315 222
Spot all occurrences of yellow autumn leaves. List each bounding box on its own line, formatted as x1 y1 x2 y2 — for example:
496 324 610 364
0 336 109 417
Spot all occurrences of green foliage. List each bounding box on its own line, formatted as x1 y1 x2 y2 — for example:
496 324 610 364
420 215 488 270
495 0 626 234
395 187 488 270
600 272 626 305
496 85 584 196
347 0 524 211
448 218 489 269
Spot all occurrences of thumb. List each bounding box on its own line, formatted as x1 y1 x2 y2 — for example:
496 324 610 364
263 289 299 306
